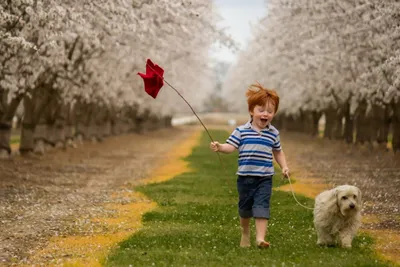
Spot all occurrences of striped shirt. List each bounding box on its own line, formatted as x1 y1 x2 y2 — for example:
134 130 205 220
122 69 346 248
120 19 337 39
226 120 281 176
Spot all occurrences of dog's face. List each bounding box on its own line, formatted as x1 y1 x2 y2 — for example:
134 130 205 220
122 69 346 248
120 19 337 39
335 185 362 216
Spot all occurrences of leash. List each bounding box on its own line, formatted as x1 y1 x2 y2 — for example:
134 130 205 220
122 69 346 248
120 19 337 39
286 174 315 210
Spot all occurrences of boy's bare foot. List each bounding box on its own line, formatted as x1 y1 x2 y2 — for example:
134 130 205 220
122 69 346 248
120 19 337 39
256 240 270 248
240 234 251 247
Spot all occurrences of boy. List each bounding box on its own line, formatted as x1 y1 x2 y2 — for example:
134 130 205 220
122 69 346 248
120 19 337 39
210 83 289 248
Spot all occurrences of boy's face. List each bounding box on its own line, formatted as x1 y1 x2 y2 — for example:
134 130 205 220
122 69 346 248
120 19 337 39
250 101 276 130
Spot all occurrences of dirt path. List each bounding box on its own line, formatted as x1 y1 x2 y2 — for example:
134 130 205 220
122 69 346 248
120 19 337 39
0 126 198 265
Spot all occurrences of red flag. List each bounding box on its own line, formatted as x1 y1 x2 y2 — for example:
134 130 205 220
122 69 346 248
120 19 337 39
137 58 218 159
138 59 164 99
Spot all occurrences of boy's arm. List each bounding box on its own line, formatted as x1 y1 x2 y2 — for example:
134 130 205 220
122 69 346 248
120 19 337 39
273 149 289 177
210 142 236 154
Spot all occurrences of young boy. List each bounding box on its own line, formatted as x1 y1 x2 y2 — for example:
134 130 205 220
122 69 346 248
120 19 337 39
210 83 289 248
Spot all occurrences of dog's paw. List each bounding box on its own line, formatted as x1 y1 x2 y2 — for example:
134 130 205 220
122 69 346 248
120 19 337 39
317 237 335 247
317 240 329 246
340 242 352 248
339 235 354 248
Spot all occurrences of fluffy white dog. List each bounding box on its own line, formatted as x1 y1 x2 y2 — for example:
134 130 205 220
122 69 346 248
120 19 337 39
313 185 362 248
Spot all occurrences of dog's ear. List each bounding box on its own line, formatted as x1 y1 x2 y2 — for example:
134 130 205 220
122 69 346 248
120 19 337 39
329 188 340 210
332 188 340 210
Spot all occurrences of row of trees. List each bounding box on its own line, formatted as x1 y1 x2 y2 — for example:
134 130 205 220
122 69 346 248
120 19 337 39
0 0 234 158
222 0 400 152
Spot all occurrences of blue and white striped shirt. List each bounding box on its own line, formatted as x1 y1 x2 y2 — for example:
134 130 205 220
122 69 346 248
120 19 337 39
226 120 281 176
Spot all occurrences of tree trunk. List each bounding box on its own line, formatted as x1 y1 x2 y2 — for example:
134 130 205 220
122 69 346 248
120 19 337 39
65 103 74 141
19 88 51 156
135 109 150 133
148 114 161 131
127 106 139 133
0 91 23 158
74 99 84 141
20 95 37 155
46 99 67 149
343 102 354 144
33 95 63 154
273 115 283 130
333 111 343 140
75 100 94 141
61 102 76 148
33 122 47 155
392 103 400 153
109 108 119 135
102 109 112 138
324 108 335 140
298 110 306 133
284 115 296 132
0 122 11 158
91 105 107 142
163 115 172 128
376 105 390 149
354 101 368 145
111 114 120 135
310 111 320 137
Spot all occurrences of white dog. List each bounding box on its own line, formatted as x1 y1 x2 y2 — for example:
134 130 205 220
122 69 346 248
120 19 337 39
313 185 362 248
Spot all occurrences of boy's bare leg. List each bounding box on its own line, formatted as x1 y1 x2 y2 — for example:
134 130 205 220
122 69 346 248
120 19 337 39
240 217 251 247
255 218 268 244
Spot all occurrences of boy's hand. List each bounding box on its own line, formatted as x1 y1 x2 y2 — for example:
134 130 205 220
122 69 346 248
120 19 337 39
282 167 290 178
210 141 220 152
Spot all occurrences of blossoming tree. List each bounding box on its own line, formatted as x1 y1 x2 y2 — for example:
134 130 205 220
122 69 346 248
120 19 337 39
0 0 232 158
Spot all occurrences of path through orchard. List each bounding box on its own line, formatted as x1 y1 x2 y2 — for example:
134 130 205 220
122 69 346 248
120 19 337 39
0 126 200 265
0 126 399 265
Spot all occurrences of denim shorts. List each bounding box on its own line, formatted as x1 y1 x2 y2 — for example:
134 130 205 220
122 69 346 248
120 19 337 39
237 175 273 219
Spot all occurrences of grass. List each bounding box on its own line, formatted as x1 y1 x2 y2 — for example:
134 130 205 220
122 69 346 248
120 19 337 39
106 130 391 267
10 135 20 144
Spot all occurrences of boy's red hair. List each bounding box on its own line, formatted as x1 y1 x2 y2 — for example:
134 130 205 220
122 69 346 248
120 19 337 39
246 83 280 113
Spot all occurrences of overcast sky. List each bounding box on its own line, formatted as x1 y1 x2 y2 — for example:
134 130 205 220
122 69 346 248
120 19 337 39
211 0 267 62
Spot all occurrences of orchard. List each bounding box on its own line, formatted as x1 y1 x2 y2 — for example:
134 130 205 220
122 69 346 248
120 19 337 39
0 0 234 158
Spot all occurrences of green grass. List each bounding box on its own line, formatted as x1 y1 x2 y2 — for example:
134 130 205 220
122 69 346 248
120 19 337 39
106 130 391 267
10 135 20 144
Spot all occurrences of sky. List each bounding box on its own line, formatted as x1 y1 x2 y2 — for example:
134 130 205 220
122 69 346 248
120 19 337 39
211 0 267 62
